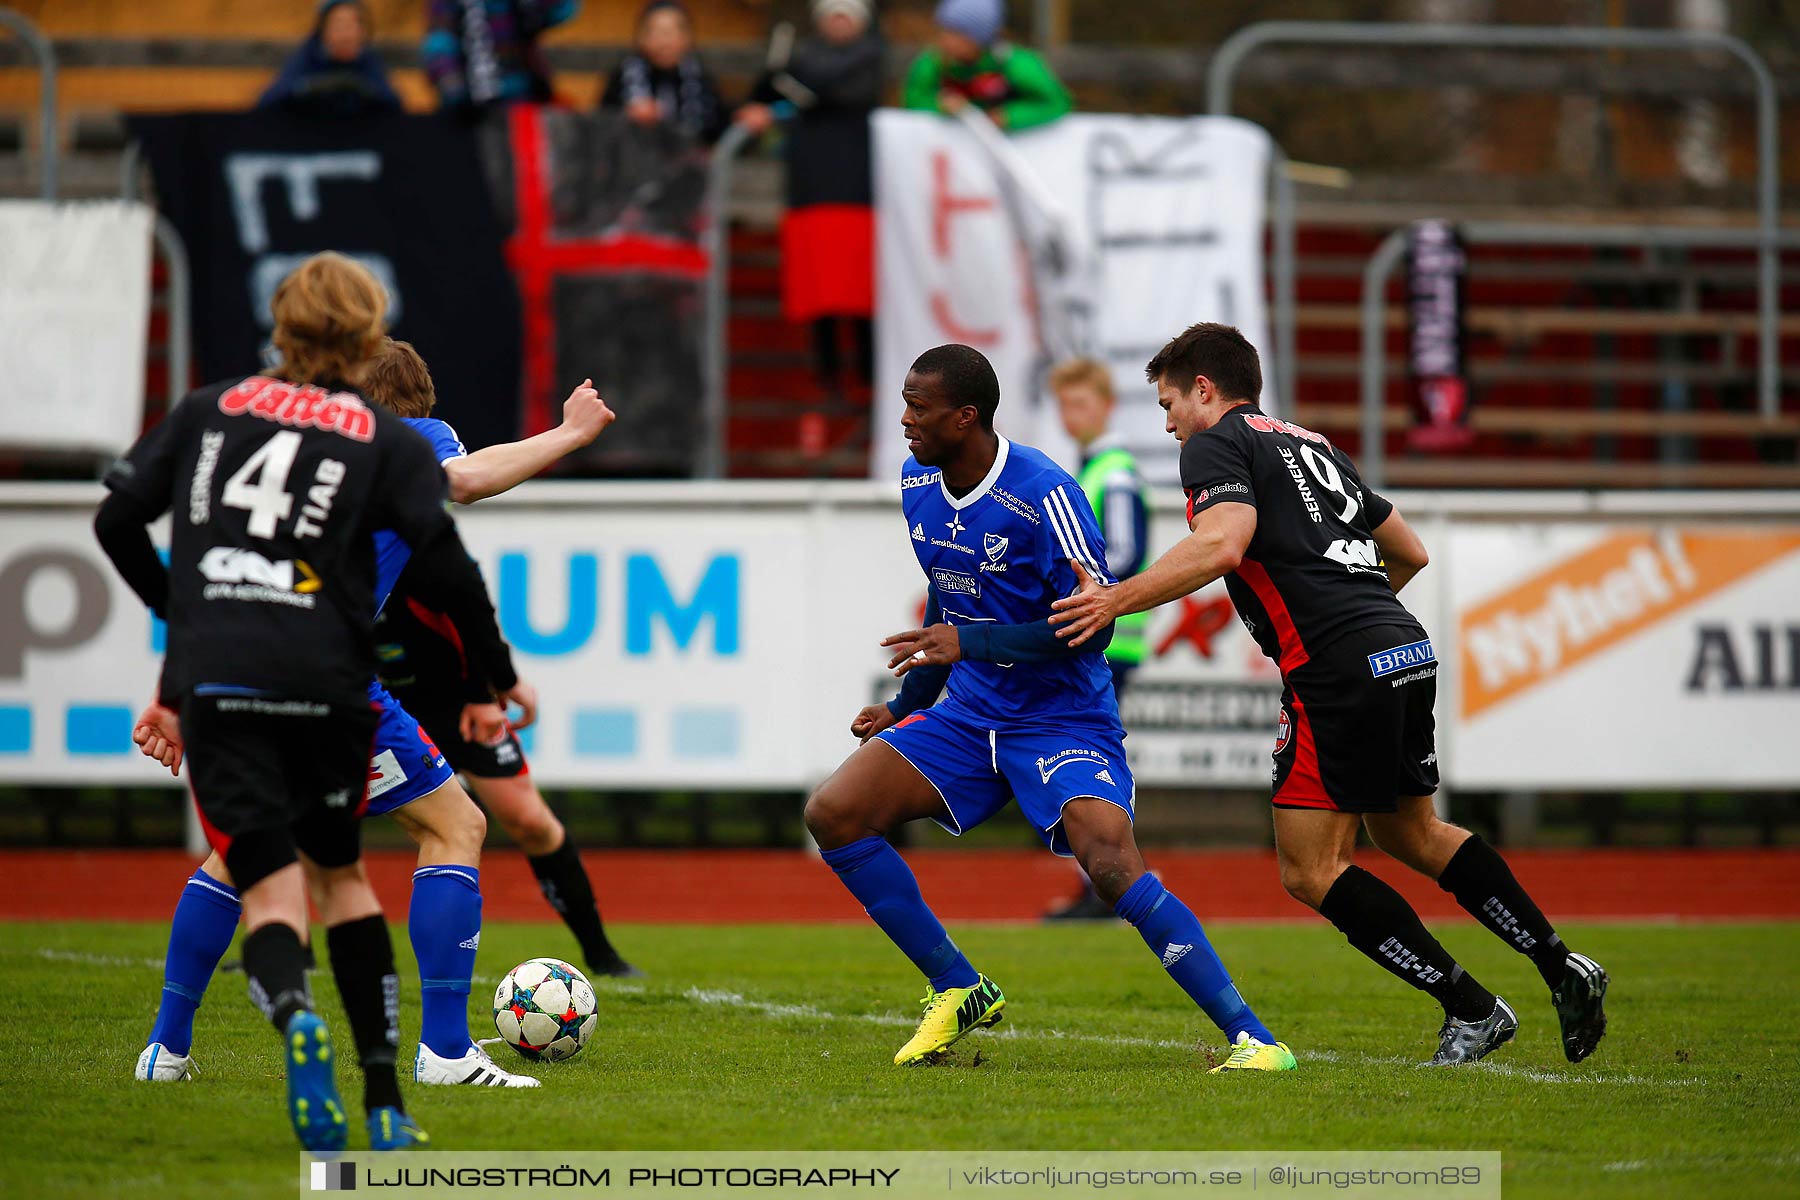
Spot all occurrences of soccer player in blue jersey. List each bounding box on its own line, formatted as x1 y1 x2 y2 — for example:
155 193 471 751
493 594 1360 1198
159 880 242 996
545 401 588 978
804 344 1295 1072
133 344 615 1091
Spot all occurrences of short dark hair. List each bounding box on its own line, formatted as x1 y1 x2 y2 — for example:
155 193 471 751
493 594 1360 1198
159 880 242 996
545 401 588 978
910 343 1001 429
1144 322 1261 402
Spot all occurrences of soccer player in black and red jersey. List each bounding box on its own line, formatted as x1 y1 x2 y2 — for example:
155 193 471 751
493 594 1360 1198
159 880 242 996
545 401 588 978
1053 322 1608 1067
94 253 502 1148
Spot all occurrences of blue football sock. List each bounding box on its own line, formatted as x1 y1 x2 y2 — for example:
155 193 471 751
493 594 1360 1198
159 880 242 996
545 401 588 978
409 865 482 1059
149 869 240 1056
820 836 979 991
1115 873 1275 1044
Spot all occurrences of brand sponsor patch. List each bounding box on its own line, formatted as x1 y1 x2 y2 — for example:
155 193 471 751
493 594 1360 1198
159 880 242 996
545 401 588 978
901 471 941 490
218 376 374 442
931 568 980 597
366 748 408 799
1368 638 1436 678
1193 481 1249 507
1273 707 1292 754
1035 746 1109 783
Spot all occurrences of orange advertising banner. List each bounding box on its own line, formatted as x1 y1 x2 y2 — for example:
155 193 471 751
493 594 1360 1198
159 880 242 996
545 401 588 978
1459 530 1800 720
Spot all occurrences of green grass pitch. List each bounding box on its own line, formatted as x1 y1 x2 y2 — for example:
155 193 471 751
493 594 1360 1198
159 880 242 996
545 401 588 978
5 920 1797 1198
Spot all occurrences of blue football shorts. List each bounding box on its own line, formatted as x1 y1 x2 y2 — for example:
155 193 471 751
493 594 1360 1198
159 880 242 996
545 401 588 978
361 682 456 817
876 697 1135 856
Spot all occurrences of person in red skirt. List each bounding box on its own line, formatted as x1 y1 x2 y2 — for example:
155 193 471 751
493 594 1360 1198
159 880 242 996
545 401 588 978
738 0 884 392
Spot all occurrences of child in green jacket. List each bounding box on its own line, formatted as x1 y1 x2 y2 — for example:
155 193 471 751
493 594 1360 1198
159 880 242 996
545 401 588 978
902 0 1072 132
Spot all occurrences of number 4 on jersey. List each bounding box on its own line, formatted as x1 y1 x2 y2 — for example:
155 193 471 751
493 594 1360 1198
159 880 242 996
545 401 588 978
221 430 302 537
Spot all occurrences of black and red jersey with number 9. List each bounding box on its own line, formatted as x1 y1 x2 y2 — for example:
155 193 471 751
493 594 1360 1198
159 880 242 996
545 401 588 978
1178 404 1420 676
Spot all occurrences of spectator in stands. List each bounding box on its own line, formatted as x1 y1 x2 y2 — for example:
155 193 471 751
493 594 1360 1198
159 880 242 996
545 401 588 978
424 0 577 113
902 0 1070 132
258 0 401 119
737 0 884 390
601 1 728 145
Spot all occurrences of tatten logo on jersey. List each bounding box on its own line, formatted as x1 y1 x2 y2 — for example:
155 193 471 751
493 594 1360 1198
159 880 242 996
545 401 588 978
1460 530 1800 719
198 547 322 607
218 376 375 443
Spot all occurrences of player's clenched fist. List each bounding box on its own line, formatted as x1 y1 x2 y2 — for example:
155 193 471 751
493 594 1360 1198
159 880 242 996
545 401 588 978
561 378 617 444
850 703 898 743
132 700 184 777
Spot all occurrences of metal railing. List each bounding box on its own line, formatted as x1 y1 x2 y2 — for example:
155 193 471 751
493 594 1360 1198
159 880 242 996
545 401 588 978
699 121 755 480
0 6 57 200
1358 222 1800 489
1207 19 1786 420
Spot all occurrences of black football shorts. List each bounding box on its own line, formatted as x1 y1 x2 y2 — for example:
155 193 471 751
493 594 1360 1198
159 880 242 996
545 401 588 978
402 695 530 780
181 692 379 872
1270 622 1440 814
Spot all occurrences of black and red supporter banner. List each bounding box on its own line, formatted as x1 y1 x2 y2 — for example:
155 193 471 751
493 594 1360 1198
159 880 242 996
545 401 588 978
497 106 711 477
1404 219 1473 452
128 112 521 451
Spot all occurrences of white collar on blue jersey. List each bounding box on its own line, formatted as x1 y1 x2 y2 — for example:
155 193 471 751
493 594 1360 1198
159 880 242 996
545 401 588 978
939 435 1010 510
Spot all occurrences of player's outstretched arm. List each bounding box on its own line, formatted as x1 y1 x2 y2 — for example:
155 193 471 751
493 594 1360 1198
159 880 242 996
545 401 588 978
1370 507 1429 594
443 379 616 504
1052 502 1257 647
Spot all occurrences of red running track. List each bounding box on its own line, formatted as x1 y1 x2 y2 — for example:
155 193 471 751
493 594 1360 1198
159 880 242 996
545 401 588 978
1 847 1796 922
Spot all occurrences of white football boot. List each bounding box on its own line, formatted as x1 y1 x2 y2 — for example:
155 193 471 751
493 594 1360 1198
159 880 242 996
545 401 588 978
414 1042 541 1088
135 1043 198 1081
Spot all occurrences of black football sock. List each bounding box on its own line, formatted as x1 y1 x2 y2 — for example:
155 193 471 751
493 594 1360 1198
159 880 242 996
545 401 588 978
242 922 314 1034
528 835 621 967
1436 834 1567 989
1319 866 1495 1022
326 914 404 1114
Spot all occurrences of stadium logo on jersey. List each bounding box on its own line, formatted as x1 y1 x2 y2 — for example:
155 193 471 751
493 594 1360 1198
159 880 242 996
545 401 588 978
1368 638 1436 679
902 470 941 490
931 568 980 597
912 523 925 542
218 376 375 443
1323 538 1384 574
1035 747 1109 783
198 547 321 607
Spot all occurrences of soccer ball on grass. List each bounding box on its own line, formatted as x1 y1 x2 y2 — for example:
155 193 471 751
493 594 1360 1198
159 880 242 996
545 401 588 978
492 958 598 1061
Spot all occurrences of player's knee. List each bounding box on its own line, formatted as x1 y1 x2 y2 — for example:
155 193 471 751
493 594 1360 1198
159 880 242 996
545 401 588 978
501 799 562 856
803 784 869 851
1278 858 1334 911
439 796 488 856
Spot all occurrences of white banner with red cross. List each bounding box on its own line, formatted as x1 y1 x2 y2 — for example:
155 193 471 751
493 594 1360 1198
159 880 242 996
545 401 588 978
872 111 1274 485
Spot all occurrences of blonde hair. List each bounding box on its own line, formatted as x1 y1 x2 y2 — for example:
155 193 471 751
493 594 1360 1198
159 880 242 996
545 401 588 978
361 338 436 418
270 252 387 387
1048 357 1114 400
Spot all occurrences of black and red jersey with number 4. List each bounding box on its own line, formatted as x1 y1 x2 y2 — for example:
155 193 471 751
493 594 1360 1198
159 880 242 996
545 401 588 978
102 374 454 707
1179 404 1421 675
